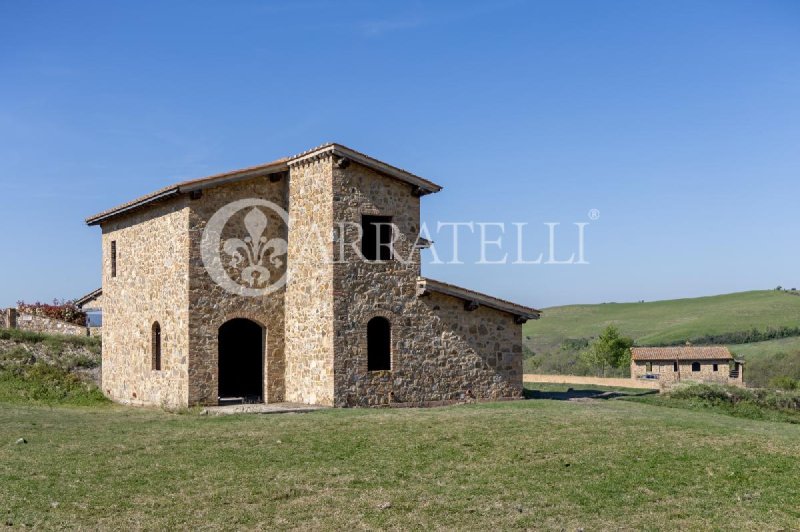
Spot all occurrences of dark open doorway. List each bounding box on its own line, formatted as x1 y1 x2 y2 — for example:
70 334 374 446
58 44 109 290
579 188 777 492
218 318 263 403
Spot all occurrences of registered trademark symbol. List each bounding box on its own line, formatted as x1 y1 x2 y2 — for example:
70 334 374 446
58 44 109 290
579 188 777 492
588 208 600 221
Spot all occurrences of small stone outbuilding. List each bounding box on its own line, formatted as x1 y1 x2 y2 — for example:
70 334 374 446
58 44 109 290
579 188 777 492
85 143 540 408
631 346 744 387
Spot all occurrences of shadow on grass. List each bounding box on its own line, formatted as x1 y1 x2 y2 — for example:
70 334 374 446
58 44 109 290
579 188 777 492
524 387 659 401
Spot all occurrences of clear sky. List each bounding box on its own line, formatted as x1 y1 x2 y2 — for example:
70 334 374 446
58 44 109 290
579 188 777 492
1 0 798 309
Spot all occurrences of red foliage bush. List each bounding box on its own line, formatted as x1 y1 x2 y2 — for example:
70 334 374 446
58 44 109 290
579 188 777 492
16 299 87 326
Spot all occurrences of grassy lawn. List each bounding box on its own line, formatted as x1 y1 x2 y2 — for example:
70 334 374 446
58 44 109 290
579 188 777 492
525 289 800 352
2 398 799 529
730 336 800 360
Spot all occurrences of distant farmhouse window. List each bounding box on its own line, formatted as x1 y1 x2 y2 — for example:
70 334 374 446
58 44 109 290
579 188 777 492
673 361 678 372
111 240 117 278
646 362 652 372
152 322 162 371
361 215 394 261
713 363 718 372
691 362 701 372
367 317 391 371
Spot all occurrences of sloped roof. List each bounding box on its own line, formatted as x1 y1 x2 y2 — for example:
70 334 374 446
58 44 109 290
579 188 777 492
631 346 733 361
86 143 443 226
74 287 102 309
417 277 541 321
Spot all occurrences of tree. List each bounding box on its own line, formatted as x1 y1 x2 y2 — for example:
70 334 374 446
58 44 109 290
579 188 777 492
580 325 634 377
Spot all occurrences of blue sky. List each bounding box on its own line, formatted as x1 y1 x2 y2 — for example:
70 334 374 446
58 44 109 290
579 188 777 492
0 0 798 309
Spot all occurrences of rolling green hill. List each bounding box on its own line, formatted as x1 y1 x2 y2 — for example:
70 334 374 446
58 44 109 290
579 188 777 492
523 289 800 383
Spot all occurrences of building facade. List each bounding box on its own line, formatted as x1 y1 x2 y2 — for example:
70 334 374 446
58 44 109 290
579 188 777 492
631 346 744 387
86 143 540 408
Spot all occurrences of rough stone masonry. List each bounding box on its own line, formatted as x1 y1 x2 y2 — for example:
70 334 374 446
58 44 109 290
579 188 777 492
85 143 541 408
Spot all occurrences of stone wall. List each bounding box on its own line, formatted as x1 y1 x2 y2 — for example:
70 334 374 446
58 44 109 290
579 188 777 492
631 359 744 387
284 154 336 405
15 312 88 336
524 374 660 390
0 308 89 336
100 199 191 408
186 175 288 405
0 308 12 329
329 161 523 407
82 292 104 310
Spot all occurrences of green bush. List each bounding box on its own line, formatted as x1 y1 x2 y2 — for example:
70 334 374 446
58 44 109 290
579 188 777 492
0 362 107 406
653 326 800 347
663 383 800 422
769 375 798 391
743 350 800 388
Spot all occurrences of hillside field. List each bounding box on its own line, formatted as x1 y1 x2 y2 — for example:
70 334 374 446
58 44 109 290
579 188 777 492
523 290 800 379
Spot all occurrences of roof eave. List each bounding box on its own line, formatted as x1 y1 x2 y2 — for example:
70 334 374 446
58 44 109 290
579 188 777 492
289 143 443 195
85 143 441 227
85 161 290 226
74 287 103 307
417 277 541 321
85 188 181 226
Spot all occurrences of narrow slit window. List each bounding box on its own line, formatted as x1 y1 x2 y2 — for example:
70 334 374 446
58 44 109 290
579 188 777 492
111 240 117 278
152 322 162 371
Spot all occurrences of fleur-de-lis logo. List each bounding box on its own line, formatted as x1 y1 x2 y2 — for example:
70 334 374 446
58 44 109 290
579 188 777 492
222 208 287 288
201 199 289 297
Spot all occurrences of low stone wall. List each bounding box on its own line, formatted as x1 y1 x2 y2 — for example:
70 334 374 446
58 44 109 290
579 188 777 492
524 374 660 390
2 308 89 337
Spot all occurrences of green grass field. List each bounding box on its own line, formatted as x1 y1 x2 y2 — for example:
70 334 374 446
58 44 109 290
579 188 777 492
730 336 800 359
526 290 800 351
2 394 800 529
524 290 800 378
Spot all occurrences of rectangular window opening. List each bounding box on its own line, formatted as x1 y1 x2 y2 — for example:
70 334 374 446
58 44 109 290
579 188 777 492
361 215 394 261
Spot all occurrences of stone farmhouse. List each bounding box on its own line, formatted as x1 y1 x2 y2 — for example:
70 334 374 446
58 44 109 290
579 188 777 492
86 143 540 409
631 346 744 387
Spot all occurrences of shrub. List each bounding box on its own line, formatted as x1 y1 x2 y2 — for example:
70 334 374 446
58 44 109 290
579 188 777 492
653 326 800 347
16 299 87 326
667 383 800 417
743 351 800 388
0 362 107 406
769 376 798 391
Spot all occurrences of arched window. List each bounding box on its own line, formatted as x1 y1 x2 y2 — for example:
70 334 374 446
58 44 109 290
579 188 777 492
367 317 391 371
691 361 701 372
152 322 162 371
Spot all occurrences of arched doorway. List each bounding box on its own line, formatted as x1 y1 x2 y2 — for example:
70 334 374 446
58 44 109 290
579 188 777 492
218 318 263 402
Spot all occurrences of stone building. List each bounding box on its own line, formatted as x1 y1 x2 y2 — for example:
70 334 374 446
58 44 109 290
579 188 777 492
85 143 540 408
75 288 103 335
630 346 744 387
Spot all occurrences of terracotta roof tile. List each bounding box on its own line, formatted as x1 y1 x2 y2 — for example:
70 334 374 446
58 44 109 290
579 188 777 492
631 346 733 361
85 143 442 226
